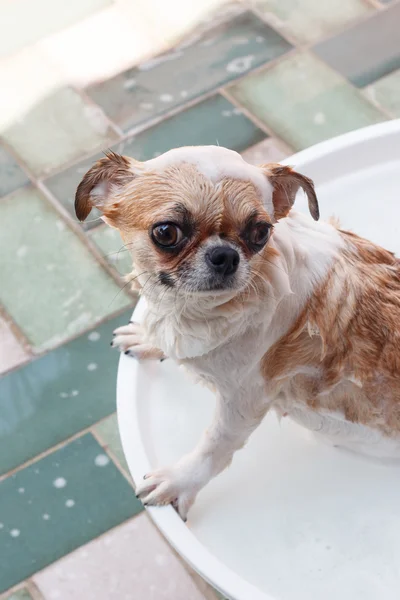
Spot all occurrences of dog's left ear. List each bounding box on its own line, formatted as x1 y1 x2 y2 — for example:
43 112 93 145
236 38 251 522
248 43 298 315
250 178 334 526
263 164 319 221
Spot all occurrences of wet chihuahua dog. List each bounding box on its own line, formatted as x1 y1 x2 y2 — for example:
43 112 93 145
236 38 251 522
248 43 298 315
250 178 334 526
76 146 400 519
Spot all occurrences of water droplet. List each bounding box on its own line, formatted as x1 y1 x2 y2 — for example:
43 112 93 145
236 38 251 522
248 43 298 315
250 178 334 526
123 77 136 90
314 112 326 125
94 454 110 467
10 529 20 538
88 331 100 342
65 499 75 508
159 93 173 102
226 55 255 74
16 246 28 258
53 477 67 489
87 363 98 371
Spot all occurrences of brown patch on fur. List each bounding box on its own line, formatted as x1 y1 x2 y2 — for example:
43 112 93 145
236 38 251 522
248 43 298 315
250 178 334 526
75 151 135 221
264 164 319 221
218 178 272 256
262 230 400 435
103 164 220 232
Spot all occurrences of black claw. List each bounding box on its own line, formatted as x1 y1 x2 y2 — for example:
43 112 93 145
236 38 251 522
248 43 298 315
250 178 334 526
112 332 116 337
124 350 131 356
110 341 113 346
160 358 166 363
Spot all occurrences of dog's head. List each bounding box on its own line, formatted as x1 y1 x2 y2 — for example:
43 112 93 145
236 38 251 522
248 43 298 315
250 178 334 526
75 146 318 300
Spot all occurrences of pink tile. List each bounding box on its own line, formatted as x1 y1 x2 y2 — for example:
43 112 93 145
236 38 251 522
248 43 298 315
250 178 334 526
241 137 290 165
0 316 29 374
33 514 208 600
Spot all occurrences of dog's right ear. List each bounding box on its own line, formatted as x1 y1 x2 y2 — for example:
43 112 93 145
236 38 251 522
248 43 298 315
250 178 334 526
75 151 137 222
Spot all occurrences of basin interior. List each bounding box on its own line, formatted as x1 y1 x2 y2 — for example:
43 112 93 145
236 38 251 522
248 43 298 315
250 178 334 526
125 132 400 600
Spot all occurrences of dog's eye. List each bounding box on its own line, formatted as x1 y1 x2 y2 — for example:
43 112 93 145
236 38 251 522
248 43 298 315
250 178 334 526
152 223 183 248
248 222 272 247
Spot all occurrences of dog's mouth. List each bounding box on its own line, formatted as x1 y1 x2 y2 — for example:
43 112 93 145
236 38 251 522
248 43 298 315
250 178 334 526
186 275 240 294
156 270 248 297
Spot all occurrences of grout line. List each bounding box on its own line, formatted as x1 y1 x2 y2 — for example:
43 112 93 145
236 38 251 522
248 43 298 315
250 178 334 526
0 426 96 483
0 408 136 486
122 88 231 138
26 581 46 600
0 582 27 600
0 303 33 357
0 302 135 377
307 50 393 119
220 87 294 152
241 1 300 47
90 428 134 487
365 0 385 9
36 180 135 295
307 0 396 48
359 86 395 119
223 45 391 144
0 514 147 597
75 85 124 139
244 0 390 54
0 137 36 192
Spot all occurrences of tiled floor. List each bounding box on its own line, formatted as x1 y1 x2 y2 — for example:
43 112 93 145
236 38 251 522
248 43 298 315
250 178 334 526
0 0 396 598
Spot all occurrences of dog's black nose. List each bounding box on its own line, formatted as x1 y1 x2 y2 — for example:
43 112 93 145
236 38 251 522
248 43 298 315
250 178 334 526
206 246 240 276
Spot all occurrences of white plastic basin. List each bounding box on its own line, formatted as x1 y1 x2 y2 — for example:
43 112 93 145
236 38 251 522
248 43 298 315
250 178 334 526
117 120 400 600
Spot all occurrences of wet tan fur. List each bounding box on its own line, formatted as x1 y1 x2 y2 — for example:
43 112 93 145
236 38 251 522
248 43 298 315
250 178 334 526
262 229 400 435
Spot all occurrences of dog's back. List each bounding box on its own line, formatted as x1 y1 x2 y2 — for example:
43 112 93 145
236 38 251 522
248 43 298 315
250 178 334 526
263 228 400 454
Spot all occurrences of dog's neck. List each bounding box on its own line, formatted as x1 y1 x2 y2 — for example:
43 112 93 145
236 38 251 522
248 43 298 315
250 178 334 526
141 212 343 360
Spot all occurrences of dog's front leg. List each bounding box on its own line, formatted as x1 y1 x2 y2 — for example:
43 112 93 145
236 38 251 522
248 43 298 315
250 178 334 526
136 389 267 520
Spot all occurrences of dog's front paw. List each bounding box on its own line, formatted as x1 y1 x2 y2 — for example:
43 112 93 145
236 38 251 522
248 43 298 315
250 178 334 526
135 465 200 521
111 322 165 360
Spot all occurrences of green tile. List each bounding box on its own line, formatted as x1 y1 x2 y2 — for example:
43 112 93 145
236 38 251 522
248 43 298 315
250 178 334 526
89 226 133 276
0 309 134 475
4 589 33 600
0 0 111 58
43 93 267 227
0 434 141 593
94 413 129 473
87 11 292 132
229 52 385 151
253 0 373 44
0 144 29 198
0 187 132 350
313 2 400 87
365 69 400 118
2 88 115 177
